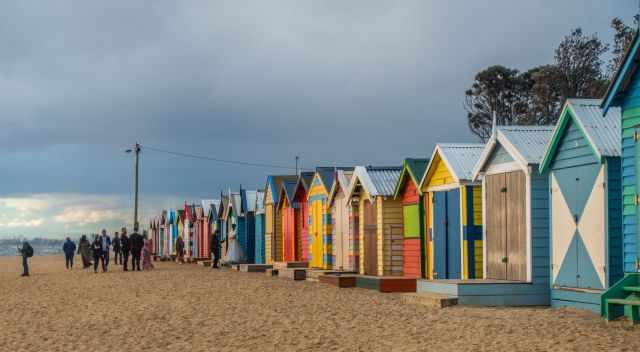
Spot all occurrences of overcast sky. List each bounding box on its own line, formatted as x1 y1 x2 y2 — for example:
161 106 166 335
0 1 634 238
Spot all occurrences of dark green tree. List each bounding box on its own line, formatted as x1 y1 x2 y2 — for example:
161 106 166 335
464 65 532 141
609 17 636 76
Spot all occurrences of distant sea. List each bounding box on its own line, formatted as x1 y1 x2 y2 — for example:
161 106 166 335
0 238 65 257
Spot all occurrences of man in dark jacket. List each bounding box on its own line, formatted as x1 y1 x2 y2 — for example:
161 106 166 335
120 227 131 272
129 226 144 271
112 232 122 265
210 229 220 269
18 240 33 277
62 237 76 270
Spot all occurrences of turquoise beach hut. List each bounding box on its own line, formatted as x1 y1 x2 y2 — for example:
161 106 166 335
539 99 622 313
601 29 640 322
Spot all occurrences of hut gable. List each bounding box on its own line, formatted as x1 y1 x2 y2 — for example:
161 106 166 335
473 126 554 180
539 99 621 173
421 144 484 191
393 158 429 199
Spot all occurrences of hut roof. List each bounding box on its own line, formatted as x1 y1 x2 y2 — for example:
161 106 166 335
472 126 553 180
421 143 485 187
393 158 429 198
348 166 402 198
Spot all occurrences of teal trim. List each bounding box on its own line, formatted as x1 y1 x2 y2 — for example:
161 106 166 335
602 30 640 113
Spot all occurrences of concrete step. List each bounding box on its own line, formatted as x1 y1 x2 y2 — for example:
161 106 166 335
278 268 307 281
401 293 458 309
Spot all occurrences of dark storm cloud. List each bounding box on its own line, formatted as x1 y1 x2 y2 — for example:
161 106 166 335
0 0 634 198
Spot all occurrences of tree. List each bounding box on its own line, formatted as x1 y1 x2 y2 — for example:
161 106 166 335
464 65 532 141
609 17 635 76
554 28 609 99
526 65 566 125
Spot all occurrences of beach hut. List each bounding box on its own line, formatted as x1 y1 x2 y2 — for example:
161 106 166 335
419 144 484 280
241 190 257 263
393 158 429 278
207 200 221 259
254 190 266 264
224 191 246 261
183 203 195 258
538 99 622 312
294 172 315 262
600 30 640 322
264 175 298 264
196 202 213 259
218 194 229 260
308 167 351 269
160 210 167 257
473 126 554 298
328 169 358 271
346 166 403 276
278 178 299 262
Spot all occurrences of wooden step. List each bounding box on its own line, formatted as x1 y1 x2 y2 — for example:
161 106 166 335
622 286 640 293
277 268 306 281
401 293 458 309
319 274 357 288
607 298 640 306
355 276 417 293
239 264 273 273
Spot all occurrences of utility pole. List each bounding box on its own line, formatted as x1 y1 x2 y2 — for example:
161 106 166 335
295 155 299 175
126 143 141 232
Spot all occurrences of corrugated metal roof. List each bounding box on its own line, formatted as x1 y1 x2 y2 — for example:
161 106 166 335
438 143 485 181
405 158 429 184
282 179 298 204
498 126 554 164
243 191 257 212
300 171 315 189
255 190 265 213
267 175 298 203
568 98 621 157
230 192 242 216
353 166 402 197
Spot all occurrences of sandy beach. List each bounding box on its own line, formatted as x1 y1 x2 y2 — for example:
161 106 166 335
0 256 638 352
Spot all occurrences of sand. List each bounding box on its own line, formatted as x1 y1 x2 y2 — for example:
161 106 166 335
0 256 638 352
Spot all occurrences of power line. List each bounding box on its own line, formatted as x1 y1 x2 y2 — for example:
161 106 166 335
143 145 305 171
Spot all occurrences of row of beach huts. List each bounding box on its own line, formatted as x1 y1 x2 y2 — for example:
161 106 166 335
147 36 640 324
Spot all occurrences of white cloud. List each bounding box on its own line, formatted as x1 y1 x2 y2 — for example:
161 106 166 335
0 218 45 228
53 207 127 225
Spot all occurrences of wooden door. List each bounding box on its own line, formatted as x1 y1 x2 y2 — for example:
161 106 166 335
311 200 323 268
363 199 377 275
351 202 360 272
505 171 526 281
432 191 447 278
486 173 507 280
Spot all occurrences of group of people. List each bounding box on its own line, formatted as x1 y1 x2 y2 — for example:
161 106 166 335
62 227 154 273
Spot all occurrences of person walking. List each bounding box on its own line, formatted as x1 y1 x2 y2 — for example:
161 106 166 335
62 237 76 270
130 227 143 271
18 239 33 277
120 228 131 272
210 229 221 269
142 233 154 270
91 235 105 273
176 236 185 264
99 229 111 270
112 232 122 265
77 235 92 269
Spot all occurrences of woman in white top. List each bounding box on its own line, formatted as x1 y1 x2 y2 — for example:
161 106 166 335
224 223 244 264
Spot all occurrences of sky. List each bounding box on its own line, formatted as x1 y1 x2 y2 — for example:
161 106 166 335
0 1 635 238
